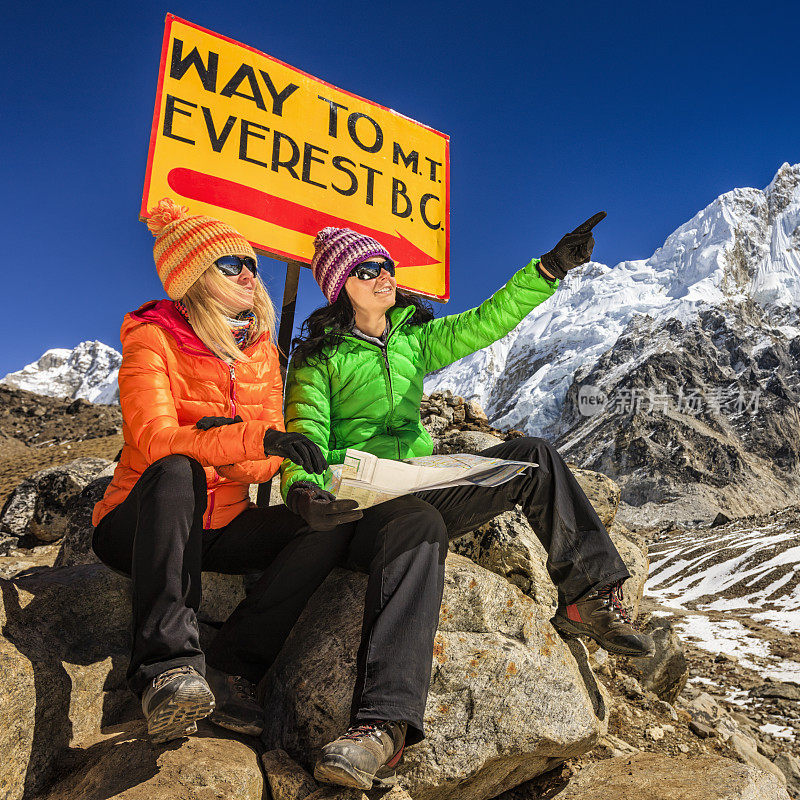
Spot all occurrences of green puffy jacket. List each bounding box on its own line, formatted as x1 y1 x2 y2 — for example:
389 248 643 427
280 258 558 500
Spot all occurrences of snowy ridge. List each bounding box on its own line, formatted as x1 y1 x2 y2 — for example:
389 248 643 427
646 507 800 679
425 163 800 437
2 341 121 404
647 519 800 618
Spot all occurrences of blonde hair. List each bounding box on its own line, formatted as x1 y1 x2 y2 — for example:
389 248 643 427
181 266 277 363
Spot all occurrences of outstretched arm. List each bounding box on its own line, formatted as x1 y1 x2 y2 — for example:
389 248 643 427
418 213 606 373
418 258 558 374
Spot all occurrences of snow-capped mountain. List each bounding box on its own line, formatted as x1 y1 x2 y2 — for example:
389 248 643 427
2 341 121 404
425 162 800 437
425 163 800 524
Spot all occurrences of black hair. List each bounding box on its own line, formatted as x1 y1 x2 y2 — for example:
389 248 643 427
290 287 434 368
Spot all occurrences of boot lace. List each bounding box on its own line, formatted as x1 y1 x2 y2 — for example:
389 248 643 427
342 723 381 742
152 665 194 691
596 581 637 627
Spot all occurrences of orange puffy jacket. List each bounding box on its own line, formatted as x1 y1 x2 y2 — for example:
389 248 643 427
92 300 285 529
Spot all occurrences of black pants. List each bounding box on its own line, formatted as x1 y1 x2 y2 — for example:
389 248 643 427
92 438 629 743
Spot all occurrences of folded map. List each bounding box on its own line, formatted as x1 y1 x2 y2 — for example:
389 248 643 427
328 448 538 509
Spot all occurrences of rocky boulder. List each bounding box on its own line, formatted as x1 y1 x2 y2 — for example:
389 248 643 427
40 721 264 800
53 473 113 568
553 752 791 800
628 617 688 703
0 458 111 543
0 563 250 800
434 430 505 455
260 554 608 800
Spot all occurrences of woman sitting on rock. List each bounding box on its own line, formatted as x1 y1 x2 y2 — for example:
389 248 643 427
91 199 341 744
277 219 656 790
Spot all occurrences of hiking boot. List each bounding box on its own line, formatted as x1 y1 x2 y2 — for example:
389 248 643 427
205 665 265 736
141 665 215 744
551 581 655 657
314 720 407 790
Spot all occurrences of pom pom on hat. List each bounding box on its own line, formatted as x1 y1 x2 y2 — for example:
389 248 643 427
310 227 392 304
313 227 338 247
144 197 258 300
146 198 190 236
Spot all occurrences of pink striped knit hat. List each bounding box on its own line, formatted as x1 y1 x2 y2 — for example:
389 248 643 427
311 227 392 304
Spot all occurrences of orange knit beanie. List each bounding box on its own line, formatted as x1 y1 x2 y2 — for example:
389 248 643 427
145 198 258 300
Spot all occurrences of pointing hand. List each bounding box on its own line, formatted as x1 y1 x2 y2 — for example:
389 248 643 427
539 212 607 280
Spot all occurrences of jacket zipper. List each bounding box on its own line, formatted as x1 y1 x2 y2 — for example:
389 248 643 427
204 489 215 530
229 365 237 416
342 315 409 459
205 363 236 530
380 346 400 459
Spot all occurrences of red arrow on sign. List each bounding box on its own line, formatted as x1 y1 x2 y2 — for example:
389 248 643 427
167 168 439 269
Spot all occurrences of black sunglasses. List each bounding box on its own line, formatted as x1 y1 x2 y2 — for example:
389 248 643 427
351 259 395 280
215 255 258 278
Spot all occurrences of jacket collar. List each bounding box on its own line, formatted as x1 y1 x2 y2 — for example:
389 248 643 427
388 305 416 327
126 299 264 358
325 304 416 345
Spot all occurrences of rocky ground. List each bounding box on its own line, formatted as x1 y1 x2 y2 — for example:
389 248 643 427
0 388 797 799
0 386 122 508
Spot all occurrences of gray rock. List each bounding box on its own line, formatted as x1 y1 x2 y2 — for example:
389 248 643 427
654 699 679 721
728 733 787 785
628 617 688 703
262 748 318 800
464 400 489 422
0 535 17 556
689 720 717 739
683 692 740 740
260 554 606 800
422 414 449 437
749 682 800 701
773 753 800 795
450 511 649 618
620 675 645 699
54 473 113 567
435 430 505 455
0 565 135 798
40 720 265 800
553 752 791 800
450 508 554 605
0 563 253 799
1 457 111 542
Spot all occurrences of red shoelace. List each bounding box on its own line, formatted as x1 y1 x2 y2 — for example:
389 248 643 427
342 723 382 741
596 581 636 626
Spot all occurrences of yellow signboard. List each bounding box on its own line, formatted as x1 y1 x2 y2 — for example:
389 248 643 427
142 15 450 300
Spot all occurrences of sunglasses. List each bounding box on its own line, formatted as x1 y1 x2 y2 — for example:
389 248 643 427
351 259 395 280
214 255 258 278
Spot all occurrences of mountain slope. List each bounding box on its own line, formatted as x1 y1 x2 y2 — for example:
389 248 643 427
2 341 121 404
425 162 800 436
425 163 800 524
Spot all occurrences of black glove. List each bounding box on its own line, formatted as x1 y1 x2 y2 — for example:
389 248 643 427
263 429 327 474
196 415 243 430
286 482 363 530
539 212 607 280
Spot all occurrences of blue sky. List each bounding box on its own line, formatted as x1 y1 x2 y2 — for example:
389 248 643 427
2 1 799 376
